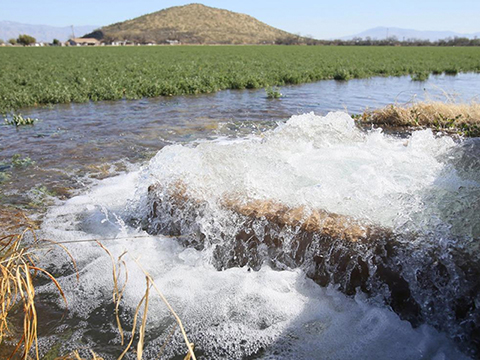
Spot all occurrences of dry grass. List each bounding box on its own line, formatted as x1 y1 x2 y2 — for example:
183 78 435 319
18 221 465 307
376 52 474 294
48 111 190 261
0 208 71 359
359 101 480 136
149 181 392 243
55 350 104 360
98 242 196 360
1 207 196 359
98 3 295 44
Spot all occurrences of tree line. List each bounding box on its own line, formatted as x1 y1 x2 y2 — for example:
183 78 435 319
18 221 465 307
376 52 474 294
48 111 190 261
276 35 480 46
0 35 63 46
0 34 36 46
2 33 480 47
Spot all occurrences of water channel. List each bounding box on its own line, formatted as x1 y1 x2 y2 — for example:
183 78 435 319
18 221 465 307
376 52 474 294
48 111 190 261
1 74 480 359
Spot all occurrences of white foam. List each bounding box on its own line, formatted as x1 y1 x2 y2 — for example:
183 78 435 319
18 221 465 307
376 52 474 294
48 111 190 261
143 112 470 231
36 112 472 359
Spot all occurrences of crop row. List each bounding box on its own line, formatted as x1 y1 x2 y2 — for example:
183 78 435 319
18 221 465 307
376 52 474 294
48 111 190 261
1 46 480 112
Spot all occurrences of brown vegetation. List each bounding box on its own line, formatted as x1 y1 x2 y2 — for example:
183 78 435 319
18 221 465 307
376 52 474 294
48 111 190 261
85 3 302 45
0 207 195 359
222 197 386 242
0 208 69 359
359 101 480 136
149 181 392 244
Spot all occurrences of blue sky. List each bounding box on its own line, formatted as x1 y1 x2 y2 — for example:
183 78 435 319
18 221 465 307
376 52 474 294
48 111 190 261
2 0 480 39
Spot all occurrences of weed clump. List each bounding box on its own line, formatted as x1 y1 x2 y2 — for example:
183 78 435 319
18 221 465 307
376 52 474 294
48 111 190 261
11 154 35 168
359 101 480 137
4 114 37 127
333 69 350 81
411 72 429 81
265 86 282 99
0 173 11 183
444 67 459 75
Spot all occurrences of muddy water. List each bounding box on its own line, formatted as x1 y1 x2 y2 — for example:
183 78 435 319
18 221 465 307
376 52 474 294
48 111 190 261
1 74 480 359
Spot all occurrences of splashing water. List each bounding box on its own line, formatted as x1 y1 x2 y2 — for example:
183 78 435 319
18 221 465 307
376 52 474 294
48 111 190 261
142 112 467 229
37 112 479 359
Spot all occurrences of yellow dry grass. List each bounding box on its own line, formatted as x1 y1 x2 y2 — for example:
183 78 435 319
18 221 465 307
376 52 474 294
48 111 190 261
1 208 196 359
98 243 196 360
150 181 392 243
0 208 70 359
55 350 104 360
360 101 480 136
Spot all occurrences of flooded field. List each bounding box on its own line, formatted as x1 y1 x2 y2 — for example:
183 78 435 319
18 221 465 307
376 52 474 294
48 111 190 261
1 74 480 359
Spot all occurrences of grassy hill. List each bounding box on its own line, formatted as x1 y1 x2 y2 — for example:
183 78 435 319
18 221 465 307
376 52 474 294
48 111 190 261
84 3 302 44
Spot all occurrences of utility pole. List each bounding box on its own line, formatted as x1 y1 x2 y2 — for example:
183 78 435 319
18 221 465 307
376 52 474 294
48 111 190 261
71 25 75 39
386 28 389 39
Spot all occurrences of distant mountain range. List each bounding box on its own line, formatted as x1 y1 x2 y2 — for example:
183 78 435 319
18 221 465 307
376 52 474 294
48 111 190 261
84 3 298 44
342 27 480 42
0 21 98 42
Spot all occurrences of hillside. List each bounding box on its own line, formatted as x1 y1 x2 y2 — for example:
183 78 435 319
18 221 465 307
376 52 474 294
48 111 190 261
84 3 300 44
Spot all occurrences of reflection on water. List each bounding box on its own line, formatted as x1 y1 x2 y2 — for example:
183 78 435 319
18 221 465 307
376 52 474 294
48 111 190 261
0 73 479 207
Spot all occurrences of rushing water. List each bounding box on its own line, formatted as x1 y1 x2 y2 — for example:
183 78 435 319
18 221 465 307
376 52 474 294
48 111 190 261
1 74 480 359
1 73 479 207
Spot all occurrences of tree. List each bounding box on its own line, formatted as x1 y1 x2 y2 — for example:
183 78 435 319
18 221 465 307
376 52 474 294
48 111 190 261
0 39 4 45
8 38 16 45
52 38 60 46
17 34 36 46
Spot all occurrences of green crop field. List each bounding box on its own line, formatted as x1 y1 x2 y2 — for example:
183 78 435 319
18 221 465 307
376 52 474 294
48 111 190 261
1 46 480 112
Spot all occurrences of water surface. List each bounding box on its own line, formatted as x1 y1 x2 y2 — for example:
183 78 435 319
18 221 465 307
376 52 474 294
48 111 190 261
1 73 479 207
1 74 480 359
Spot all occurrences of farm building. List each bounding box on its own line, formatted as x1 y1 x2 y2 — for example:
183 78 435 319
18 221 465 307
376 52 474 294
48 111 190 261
68 38 100 46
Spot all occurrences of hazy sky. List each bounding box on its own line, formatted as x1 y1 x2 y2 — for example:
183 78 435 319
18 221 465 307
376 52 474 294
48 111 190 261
2 0 480 39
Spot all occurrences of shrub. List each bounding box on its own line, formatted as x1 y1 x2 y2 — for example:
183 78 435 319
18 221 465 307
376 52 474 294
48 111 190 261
17 34 36 46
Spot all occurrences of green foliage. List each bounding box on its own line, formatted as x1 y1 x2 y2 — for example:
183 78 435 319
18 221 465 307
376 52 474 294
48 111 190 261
0 46 479 112
444 67 459 75
411 72 429 81
461 123 480 137
265 86 282 99
8 38 16 45
28 185 57 207
333 69 351 81
52 39 60 46
0 154 34 185
17 34 36 46
433 114 480 136
4 114 37 126
11 154 35 168
0 172 11 183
